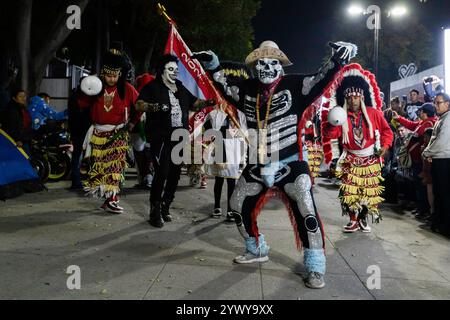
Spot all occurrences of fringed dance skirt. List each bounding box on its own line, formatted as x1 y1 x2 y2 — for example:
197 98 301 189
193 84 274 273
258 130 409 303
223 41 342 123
306 140 324 178
83 129 129 199
336 153 384 219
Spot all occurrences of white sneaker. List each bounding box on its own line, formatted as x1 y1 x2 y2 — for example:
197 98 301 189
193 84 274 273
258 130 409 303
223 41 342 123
359 218 372 233
234 250 269 264
343 220 359 233
304 272 325 289
211 208 222 218
101 201 123 214
111 201 124 211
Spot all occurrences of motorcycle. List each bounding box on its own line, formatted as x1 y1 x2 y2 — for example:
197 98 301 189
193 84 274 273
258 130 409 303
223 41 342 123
30 122 73 182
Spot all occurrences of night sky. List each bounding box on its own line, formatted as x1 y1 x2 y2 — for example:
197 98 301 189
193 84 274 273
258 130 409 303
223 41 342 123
253 0 450 73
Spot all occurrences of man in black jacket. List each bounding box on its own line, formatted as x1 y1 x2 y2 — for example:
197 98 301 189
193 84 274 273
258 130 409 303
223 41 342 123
136 55 214 228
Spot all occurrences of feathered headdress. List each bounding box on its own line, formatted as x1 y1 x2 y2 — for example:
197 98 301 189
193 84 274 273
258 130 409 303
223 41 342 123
325 63 382 145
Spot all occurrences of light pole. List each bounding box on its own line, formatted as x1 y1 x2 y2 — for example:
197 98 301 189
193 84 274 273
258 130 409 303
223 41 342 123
348 4 407 77
374 10 380 76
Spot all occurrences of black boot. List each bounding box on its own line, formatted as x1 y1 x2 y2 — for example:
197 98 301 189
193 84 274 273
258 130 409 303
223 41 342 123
149 202 164 228
161 200 173 222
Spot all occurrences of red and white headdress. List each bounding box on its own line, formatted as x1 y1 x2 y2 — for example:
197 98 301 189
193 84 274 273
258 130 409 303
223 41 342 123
324 64 382 144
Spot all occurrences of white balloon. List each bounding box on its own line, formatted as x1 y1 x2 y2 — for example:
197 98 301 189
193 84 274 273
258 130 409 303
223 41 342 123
80 76 103 96
328 107 347 126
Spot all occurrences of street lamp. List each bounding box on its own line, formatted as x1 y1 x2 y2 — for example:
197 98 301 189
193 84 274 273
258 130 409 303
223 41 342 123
445 28 450 94
348 4 407 77
348 5 364 15
389 6 408 17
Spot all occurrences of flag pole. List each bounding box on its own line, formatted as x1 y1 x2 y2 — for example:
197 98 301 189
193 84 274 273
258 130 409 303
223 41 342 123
205 78 249 143
157 3 176 26
157 2 248 143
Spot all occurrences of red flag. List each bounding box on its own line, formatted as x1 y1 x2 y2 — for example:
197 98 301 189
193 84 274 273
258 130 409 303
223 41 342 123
164 24 242 138
164 24 219 101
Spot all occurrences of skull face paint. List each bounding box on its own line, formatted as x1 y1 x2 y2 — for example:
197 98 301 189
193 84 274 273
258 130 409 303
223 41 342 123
162 62 179 84
255 58 283 84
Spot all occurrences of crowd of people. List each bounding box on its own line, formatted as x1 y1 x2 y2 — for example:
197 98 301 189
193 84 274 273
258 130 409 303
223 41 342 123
382 87 450 237
0 90 68 156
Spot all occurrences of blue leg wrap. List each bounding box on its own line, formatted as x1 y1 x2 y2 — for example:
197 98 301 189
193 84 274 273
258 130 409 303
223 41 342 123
304 249 326 275
245 234 270 256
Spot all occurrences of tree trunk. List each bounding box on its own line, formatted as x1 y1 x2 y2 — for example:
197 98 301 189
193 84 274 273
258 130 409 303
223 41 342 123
125 0 138 48
31 0 91 95
143 31 157 73
94 0 103 73
104 0 110 53
16 0 33 93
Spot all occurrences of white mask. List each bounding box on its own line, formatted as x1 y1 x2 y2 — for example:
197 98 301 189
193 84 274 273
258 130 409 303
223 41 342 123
255 58 283 84
162 62 179 84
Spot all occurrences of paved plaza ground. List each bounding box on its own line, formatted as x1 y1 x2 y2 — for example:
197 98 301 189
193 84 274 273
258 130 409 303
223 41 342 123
1 172 450 300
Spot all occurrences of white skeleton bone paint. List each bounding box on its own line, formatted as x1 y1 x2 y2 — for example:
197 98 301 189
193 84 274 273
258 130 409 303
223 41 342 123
255 58 283 84
162 62 179 84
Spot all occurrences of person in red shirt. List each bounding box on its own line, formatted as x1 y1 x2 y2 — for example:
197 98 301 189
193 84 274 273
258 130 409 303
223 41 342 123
77 49 140 214
393 103 438 161
323 64 394 233
392 103 438 218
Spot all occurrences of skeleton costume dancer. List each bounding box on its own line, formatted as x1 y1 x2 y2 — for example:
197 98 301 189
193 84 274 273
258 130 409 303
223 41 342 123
136 55 215 228
323 64 393 232
195 41 357 289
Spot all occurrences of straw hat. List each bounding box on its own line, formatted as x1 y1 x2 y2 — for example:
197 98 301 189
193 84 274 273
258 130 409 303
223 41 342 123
245 41 293 67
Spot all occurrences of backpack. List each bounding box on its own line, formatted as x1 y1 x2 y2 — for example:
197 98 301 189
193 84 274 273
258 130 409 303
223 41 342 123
398 133 421 169
397 142 412 169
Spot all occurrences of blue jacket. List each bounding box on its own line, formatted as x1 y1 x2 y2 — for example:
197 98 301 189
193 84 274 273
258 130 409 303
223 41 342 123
28 96 68 130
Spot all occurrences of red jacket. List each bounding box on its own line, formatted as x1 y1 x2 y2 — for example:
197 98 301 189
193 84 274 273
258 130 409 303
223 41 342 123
397 116 437 137
323 107 393 152
397 115 438 162
78 82 140 126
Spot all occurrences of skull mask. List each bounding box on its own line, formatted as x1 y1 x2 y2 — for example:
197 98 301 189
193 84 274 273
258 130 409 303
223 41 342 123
162 62 179 84
255 58 283 84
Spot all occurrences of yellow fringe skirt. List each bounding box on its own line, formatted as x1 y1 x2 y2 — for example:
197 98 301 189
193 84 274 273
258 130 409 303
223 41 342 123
335 153 384 219
306 140 324 178
83 129 129 199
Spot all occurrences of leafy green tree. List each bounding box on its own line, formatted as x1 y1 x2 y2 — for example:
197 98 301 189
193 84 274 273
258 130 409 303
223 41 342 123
66 0 261 75
3 0 260 93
